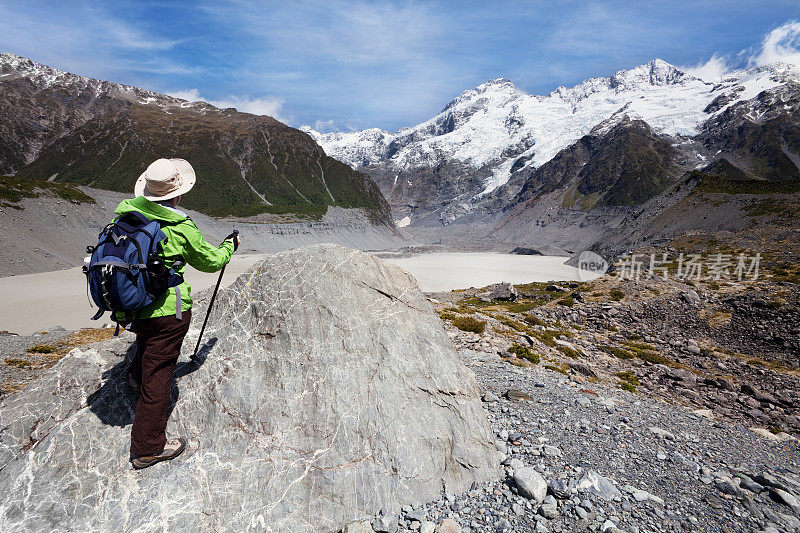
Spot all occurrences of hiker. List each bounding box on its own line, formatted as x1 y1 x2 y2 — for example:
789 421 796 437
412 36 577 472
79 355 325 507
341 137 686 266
115 158 240 469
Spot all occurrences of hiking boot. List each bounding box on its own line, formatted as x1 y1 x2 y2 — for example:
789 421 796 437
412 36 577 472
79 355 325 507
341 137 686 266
126 372 141 393
132 438 187 470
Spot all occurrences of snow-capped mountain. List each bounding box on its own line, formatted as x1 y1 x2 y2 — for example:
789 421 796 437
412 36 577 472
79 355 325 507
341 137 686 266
0 52 218 113
304 59 795 226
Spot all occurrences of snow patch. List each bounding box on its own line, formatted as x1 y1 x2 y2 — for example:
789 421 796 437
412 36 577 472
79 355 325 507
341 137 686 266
305 59 797 199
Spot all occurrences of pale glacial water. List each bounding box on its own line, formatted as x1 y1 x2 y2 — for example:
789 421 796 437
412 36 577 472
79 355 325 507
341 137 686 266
383 253 589 292
0 252 590 334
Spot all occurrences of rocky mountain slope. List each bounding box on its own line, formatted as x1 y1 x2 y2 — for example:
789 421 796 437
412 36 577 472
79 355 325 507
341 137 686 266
0 54 392 222
0 245 499 532
0 177 404 277
306 60 800 259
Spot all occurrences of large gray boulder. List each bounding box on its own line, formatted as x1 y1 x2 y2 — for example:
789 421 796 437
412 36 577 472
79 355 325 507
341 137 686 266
0 244 500 532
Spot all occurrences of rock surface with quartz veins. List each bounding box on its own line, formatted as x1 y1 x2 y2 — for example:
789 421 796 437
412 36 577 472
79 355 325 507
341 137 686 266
0 244 500 532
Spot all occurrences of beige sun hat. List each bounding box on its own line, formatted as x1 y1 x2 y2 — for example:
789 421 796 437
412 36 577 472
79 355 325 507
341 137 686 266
134 158 197 201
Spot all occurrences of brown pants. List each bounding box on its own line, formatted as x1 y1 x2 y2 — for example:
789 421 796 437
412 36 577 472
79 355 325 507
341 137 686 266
128 311 191 457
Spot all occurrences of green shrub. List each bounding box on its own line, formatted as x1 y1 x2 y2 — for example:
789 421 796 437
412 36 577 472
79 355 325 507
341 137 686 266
615 370 639 385
532 329 572 347
558 296 574 307
619 382 637 393
509 343 540 364
508 343 530 356
498 316 529 332
622 340 658 352
4 357 32 368
556 345 581 358
609 289 625 301
619 340 671 364
544 364 568 375
504 301 539 313
523 314 545 327
524 353 540 364
452 316 486 334
27 344 55 354
600 345 635 359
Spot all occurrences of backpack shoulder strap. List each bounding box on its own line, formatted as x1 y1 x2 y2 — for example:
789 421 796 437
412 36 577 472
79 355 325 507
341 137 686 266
119 211 153 225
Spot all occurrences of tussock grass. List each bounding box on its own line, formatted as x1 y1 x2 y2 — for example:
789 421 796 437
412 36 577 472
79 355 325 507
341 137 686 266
4 358 32 368
496 316 531 333
0 175 95 209
438 310 457 321
703 310 733 328
531 329 573 347
509 343 540 364
544 363 569 375
558 296 574 307
600 345 635 359
556 345 581 358
609 289 625 301
452 316 486 334
27 344 56 354
523 314 545 327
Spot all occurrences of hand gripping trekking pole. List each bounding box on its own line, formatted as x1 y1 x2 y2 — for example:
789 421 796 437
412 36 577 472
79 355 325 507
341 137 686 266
191 230 238 365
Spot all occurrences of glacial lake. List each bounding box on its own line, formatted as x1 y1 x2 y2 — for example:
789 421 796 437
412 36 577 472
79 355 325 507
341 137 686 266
0 252 591 334
383 252 589 292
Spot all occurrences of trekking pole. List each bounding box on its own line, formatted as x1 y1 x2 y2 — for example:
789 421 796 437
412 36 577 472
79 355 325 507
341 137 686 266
191 230 238 365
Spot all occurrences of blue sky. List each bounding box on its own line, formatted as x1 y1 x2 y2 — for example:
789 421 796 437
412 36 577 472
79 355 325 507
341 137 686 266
2 1 800 131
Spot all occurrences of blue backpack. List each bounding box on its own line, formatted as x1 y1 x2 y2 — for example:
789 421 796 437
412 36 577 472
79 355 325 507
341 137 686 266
84 211 183 333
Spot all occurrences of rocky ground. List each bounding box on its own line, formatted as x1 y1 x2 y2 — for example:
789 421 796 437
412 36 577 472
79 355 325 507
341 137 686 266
362 353 800 533
2 251 798 533
0 327 115 397
432 273 800 438
351 272 800 533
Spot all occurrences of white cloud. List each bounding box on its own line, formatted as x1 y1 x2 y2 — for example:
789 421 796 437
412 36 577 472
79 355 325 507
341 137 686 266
203 1 447 67
168 89 202 101
167 89 287 122
0 2 194 79
750 20 800 67
197 0 465 128
681 53 730 80
312 119 338 132
96 16 181 51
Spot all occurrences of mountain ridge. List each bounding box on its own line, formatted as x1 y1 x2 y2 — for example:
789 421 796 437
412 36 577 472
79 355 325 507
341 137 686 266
304 59 795 228
0 53 393 223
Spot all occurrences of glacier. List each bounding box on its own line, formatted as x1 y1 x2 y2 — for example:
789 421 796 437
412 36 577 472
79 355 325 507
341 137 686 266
304 59 792 197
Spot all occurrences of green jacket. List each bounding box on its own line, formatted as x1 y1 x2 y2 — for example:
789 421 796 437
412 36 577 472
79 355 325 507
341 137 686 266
113 196 234 321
